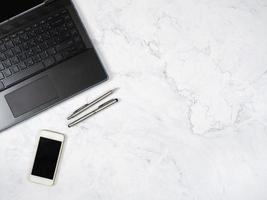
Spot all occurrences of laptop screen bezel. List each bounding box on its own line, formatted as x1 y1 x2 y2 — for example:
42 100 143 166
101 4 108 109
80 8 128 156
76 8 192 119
0 0 46 25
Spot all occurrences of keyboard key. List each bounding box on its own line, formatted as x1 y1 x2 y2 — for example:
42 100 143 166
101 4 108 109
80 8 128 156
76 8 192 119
0 44 6 52
62 51 71 59
74 36 82 43
33 55 41 63
70 29 78 35
5 49 14 58
42 32 50 40
13 37 22 45
40 51 48 59
54 53 63 62
18 53 27 61
10 56 19 64
64 15 71 21
3 37 9 42
35 27 44 35
42 23 51 31
67 22 74 28
54 36 60 43
18 62 27 70
3 69 12 77
28 30 36 37
20 43 29 51
57 24 68 32
36 35 43 43
61 9 67 14
50 29 59 37
0 72 4 80
54 13 60 18
12 46 21 54
40 42 48 50
0 53 6 61
25 58 34 66
51 18 64 27
5 41 14 49
2 59 11 67
32 46 42 54
47 38 56 46
28 39 36 47
0 63 4 70
43 57 55 67
25 49 34 58
10 66 19 74
47 47 56 55
60 32 71 41
20 33 29 41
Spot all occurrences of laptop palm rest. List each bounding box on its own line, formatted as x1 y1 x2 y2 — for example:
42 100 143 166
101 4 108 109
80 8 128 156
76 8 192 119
5 76 59 118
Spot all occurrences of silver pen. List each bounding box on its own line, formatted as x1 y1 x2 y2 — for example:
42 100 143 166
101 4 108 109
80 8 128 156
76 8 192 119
68 98 119 128
67 88 117 120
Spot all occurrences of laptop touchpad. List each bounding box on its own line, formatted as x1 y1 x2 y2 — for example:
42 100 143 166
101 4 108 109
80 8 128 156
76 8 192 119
5 76 59 118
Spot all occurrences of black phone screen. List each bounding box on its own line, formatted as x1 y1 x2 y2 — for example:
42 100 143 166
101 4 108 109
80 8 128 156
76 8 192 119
31 137 62 180
0 0 44 23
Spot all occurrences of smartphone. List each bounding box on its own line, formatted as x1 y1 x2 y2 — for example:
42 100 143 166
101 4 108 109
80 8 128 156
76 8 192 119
29 130 64 186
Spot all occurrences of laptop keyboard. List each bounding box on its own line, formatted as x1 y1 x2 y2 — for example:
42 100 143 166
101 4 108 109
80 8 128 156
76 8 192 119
0 9 86 92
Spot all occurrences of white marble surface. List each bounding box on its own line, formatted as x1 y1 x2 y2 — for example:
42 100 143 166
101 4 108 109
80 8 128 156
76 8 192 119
1 0 267 199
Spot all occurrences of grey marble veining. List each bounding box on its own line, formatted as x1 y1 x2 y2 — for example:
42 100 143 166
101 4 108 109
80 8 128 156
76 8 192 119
1 0 267 199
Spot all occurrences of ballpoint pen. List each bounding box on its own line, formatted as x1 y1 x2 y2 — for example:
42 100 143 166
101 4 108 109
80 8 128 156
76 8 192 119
68 98 119 128
67 88 117 120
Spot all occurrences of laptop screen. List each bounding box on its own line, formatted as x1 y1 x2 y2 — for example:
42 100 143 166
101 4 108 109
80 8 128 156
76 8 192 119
0 0 44 23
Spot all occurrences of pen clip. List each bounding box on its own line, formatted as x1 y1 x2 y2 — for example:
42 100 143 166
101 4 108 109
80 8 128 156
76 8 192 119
98 99 118 109
72 103 89 115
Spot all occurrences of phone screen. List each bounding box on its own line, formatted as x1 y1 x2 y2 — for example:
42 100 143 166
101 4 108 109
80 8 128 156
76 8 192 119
31 137 62 180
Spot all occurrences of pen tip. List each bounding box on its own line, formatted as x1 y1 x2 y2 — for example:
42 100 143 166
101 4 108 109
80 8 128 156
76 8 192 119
111 88 119 93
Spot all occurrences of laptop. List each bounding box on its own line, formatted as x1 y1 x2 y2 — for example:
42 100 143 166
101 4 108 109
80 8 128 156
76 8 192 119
0 0 108 132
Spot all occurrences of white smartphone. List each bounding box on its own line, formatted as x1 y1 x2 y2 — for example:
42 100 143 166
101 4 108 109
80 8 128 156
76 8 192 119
29 130 65 186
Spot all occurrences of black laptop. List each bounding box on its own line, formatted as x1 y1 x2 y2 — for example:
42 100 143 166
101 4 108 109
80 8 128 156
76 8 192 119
0 0 108 131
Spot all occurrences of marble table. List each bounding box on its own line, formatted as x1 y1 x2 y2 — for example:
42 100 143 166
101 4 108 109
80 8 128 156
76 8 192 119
1 0 267 199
